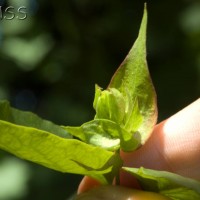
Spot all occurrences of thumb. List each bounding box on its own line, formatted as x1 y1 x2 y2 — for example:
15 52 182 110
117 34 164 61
121 98 200 186
78 99 200 192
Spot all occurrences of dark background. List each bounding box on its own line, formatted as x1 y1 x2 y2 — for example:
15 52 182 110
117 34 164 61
0 0 199 199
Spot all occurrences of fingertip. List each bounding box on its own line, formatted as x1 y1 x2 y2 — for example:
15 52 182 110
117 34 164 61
77 176 100 194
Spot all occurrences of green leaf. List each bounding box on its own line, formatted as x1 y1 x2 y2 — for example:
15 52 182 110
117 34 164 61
161 188 200 200
106 5 157 146
123 167 200 199
64 119 140 152
0 100 71 139
0 100 123 184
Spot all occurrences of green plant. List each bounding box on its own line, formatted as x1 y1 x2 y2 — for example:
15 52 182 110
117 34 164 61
0 5 200 200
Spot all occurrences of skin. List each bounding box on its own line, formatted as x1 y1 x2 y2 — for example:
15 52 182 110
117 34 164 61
75 185 171 200
78 98 200 194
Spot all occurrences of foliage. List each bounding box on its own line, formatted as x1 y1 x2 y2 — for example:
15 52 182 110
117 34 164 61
124 167 200 200
0 1 200 200
0 7 156 185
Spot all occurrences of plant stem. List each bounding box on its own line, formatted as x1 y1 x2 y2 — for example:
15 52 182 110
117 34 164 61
115 149 121 185
115 172 120 185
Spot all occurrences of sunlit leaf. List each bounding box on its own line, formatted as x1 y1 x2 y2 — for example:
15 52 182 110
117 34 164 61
161 187 200 200
107 6 157 146
123 167 200 199
0 100 71 139
0 100 122 184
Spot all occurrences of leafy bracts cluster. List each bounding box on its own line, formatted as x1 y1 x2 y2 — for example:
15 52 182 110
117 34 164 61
0 5 200 200
64 6 157 152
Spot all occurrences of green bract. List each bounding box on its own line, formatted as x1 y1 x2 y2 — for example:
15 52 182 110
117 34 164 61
65 119 140 152
0 4 199 199
93 86 126 125
107 6 157 147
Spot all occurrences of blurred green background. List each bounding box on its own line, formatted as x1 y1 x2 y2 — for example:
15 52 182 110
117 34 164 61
0 0 199 199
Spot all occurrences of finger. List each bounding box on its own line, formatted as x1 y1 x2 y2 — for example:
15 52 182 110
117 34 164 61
121 98 200 186
77 176 100 194
78 98 200 192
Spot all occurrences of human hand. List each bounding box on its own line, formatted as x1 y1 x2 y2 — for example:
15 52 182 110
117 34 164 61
78 98 200 193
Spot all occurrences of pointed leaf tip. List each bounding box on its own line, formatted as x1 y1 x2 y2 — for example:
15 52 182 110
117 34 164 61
105 5 157 148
